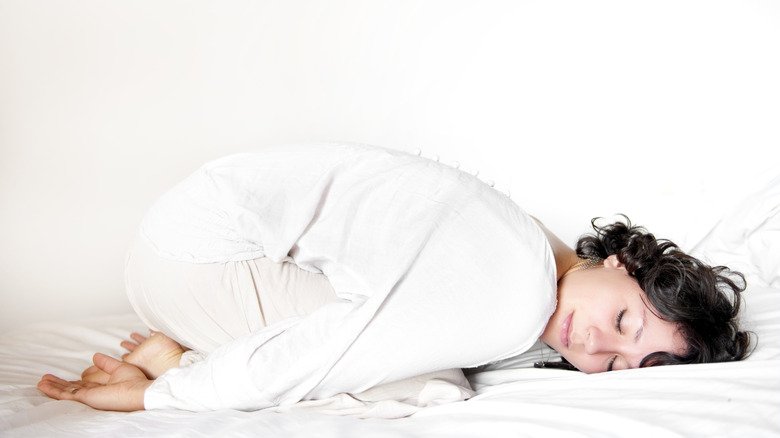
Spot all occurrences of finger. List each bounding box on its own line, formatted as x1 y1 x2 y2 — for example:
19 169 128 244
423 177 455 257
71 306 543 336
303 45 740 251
37 378 67 399
82 373 109 385
93 352 123 374
121 353 129 361
37 376 81 401
82 367 110 385
40 373 71 385
81 365 99 379
120 340 138 352
76 380 101 389
130 332 147 344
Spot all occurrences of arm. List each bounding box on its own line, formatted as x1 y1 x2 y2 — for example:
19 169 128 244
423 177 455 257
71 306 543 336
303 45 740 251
143 300 370 411
37 293 370 412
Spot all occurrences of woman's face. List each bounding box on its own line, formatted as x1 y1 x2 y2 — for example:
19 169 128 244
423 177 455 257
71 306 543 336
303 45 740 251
541 255 687 373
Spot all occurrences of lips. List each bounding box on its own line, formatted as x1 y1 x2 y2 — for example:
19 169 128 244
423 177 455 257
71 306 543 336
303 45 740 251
560 311 573 348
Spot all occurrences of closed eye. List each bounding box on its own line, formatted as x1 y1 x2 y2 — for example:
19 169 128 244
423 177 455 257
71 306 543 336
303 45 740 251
607 355 617 372
615 308 626 335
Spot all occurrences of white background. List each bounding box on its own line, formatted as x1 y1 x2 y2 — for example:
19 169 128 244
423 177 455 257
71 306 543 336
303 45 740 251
1 0 778 332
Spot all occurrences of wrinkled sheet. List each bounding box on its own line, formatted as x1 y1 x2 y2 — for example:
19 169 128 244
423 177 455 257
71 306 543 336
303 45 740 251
1 282 778 438
2 176 780 437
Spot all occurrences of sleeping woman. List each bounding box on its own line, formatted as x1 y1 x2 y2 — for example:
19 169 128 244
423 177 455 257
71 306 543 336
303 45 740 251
37 143 751 412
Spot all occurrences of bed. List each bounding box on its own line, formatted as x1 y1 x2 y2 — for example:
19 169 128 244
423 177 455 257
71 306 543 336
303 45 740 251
2 1 779 434
2 174 779 438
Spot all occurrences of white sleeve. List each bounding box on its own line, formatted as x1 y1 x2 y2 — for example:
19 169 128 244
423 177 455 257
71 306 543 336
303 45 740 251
144 298 373 411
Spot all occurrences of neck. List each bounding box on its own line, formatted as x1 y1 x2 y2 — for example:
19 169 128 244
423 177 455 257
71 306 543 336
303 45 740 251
560 257 605 283
530 217 583 281
558 254 586 282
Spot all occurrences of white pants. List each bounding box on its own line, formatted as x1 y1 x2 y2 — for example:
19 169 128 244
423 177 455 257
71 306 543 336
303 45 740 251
124 234 338 354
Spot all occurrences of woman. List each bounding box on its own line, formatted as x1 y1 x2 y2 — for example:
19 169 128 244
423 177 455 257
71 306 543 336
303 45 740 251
37 143 750 412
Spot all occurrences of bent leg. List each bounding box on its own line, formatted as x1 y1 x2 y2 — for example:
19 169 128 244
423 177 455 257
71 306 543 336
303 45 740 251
123 233 338 355
124 234 269 354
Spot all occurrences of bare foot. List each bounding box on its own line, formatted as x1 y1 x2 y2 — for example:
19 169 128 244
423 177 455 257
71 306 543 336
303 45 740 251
122 331 186 379
82 331 186 383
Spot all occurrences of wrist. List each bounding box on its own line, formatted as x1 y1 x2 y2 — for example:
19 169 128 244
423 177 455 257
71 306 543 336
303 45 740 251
133 379 154 411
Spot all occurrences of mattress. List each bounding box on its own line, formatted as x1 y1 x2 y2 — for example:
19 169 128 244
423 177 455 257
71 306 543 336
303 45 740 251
2 176 779 437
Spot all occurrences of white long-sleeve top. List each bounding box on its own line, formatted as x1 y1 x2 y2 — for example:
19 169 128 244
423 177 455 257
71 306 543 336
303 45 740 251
140 142 557 411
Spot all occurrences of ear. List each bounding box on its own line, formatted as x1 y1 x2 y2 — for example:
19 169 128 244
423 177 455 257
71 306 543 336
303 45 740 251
603 254 626 271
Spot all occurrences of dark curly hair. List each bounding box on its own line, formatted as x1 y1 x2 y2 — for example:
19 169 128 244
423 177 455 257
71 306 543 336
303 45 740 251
536 215 753 371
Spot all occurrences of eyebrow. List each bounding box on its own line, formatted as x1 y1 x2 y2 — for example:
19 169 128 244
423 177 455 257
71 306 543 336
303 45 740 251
634 308 646 344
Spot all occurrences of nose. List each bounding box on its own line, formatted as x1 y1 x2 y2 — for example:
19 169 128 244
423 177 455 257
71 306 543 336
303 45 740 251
584 326 612 355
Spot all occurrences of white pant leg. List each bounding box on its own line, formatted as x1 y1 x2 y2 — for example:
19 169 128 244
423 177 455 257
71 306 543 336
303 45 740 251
124 234 337 354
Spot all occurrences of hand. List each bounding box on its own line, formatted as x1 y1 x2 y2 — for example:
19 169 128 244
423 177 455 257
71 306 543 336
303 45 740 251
38 353 151 412
81 332 151 384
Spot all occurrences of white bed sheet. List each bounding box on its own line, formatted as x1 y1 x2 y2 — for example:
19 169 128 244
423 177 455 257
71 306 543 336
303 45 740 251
2 177 780 437
1 283 777 438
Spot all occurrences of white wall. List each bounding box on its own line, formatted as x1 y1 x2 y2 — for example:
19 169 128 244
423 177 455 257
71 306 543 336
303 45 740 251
1 0 778 332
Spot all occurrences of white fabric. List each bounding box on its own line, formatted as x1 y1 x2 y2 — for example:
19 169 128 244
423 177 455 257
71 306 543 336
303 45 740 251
3 170 780 436
272 368 475 419
124 230 474 418
125 233 339 354
690 173 780 289
1 280 778 436
136 142 557 411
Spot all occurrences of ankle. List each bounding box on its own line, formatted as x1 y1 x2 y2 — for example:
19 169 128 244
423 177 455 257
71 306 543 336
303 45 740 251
153 349 185 377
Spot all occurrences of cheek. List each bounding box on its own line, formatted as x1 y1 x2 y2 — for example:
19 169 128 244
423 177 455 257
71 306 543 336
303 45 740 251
541 309 563 345
559 351 600 374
